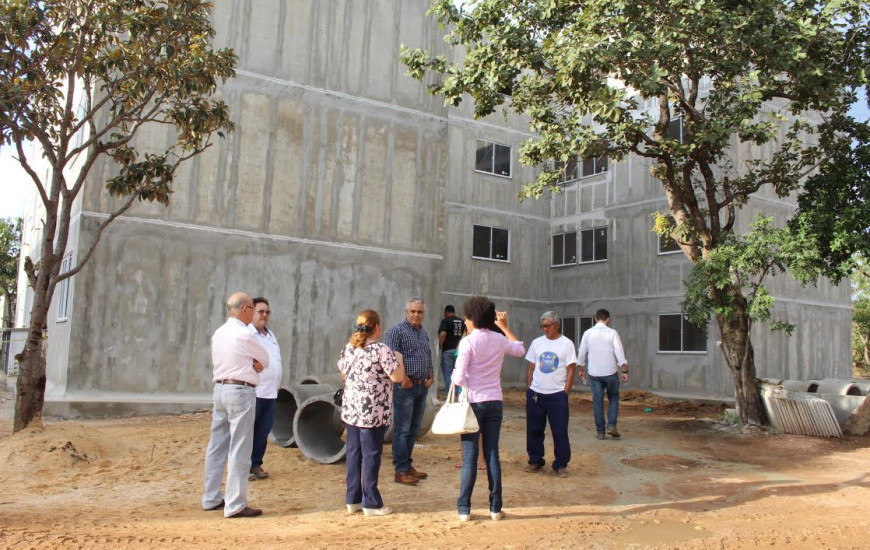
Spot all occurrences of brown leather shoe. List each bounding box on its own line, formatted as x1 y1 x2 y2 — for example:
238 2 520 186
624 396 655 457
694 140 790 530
203 499 224 511
228 507 263 518
394 471 419 485
408 466 428 480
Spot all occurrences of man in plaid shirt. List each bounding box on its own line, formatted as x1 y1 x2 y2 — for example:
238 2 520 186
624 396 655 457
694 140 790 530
385 298 434 486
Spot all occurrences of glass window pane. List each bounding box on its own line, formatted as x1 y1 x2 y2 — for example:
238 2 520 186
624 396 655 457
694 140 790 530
580 229 594 262
582 156 595 177
594 227 607 261
597 154 608 173
660 233 681 253
579 316 594 339
494 144 511 177
492 227 509 260
561 317 576 344
476 141 493 173
552 234 564 265
667 119 682 142
565 156 578 181
473 225 491 258
682 317 707 351
565 231 577 263
659 315 682 351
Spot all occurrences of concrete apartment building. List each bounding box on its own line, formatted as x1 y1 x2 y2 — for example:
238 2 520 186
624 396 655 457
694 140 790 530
14 0 851 416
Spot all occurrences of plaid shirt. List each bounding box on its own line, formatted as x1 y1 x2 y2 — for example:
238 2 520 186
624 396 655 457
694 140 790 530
384 320 433 380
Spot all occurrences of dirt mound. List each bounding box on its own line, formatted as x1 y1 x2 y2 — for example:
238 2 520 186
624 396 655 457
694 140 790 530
622 454 704 471
0 420 131 475
622 390 671 407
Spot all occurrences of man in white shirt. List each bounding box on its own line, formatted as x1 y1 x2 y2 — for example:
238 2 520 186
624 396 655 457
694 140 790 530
202 292 270 518
577 309 628 440
248 297 283 481
525 311 577 476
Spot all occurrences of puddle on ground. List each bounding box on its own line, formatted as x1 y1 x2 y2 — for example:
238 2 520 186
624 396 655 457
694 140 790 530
612 519 711 547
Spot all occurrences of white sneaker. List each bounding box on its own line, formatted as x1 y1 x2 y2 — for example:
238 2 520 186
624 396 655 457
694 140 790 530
363 506 393 516
458 513 470 522
491 511 505 521
346 503 362 514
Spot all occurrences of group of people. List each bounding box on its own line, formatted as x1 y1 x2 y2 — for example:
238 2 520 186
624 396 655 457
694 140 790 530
337 297 629 521
200 292 628 521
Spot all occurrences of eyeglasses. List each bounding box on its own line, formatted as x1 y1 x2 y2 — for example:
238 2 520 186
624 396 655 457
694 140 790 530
540 323 555 329
255 310 271 315
242 305 254 312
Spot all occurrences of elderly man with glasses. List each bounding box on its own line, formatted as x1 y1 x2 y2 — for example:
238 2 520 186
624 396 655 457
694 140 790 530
524 311 577 477
247 297 283 481
202 292 270 518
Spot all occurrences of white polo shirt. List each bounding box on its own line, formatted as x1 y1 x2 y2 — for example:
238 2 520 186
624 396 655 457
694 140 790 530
248 324 283 399
578 322 627 377
211 318 270 386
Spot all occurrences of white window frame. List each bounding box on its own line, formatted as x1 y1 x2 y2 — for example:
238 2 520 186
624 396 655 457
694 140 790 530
579 226 608 264
581 154 608 178
56 253 73 322
667 117 686 144
474 139 512 179
551 231 577 267
657 314 707 354
472 224 511 262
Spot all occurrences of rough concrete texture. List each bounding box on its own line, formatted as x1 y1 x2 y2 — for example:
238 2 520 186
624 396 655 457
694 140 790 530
21 0 852 415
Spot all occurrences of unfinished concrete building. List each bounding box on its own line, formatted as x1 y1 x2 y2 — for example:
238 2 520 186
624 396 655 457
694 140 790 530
15 0 851 416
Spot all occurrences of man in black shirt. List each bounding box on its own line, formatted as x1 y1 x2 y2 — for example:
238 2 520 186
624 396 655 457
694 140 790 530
438 305 466 396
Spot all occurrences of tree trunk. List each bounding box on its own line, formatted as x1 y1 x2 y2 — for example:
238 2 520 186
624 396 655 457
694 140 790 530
13 285 51 431
862 331 870 368
716 307 767 426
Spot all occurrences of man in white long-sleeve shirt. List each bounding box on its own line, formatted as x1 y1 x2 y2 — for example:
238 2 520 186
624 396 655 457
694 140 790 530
577 309 628 440
202 292 270 518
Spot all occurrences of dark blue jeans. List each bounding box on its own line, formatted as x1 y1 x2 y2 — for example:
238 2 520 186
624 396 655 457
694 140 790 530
526 389 571 470
345 424 387 509
251 397 276 467
589 373 620 434
440 351 457 396
458 401 503 515
392 383 428 473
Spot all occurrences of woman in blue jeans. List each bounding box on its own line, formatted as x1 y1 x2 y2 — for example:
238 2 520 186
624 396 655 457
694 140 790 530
451 296 525 522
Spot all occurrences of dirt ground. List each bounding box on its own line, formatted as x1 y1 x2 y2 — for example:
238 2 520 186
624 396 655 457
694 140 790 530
1 386 869 550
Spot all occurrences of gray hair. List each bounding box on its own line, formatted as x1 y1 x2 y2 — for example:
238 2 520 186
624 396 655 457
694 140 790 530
226 292 252 315
406 297 425 308
540 311 561 325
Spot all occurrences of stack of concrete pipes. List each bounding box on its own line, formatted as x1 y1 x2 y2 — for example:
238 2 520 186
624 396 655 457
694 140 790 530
775 378 869 426
269 373 437 464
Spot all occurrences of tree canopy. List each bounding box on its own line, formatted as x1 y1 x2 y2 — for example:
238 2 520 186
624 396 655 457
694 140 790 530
0 0 236 430
402 0 869 423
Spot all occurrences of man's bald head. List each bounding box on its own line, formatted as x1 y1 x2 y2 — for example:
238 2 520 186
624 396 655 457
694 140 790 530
226 292 254 324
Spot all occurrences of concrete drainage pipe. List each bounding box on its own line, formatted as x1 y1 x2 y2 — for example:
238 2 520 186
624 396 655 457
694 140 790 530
271 384 337 448
781 380 814 393
808 378 864 396
299 373 344 387
384 389 438 443
293 394 347 464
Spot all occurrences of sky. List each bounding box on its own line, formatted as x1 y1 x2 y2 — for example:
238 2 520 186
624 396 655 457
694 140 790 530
0 92 867 222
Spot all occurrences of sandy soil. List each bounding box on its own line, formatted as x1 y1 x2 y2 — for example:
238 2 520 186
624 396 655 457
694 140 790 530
1 387 869 550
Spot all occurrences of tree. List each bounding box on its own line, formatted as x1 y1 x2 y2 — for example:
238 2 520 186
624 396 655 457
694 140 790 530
0 217 22 339
402 0 869 424
0 0 236 431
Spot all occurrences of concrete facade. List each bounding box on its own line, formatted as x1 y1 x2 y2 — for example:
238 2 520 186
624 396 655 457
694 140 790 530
16 0 851 416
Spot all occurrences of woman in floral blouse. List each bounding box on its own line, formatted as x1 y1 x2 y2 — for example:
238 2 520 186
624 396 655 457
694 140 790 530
337 309 406 517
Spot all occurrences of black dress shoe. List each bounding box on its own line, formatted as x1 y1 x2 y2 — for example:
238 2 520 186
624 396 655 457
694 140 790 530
228 506 263 518
203 499 225 511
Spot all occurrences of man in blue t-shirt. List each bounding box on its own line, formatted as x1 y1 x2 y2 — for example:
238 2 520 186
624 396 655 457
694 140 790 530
437 305 466 396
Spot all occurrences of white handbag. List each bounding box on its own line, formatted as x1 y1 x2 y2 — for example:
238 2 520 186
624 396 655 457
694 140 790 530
431 382 479 435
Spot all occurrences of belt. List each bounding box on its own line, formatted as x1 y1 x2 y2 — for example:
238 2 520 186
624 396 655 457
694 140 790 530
216 379 256 388
408 377 429 386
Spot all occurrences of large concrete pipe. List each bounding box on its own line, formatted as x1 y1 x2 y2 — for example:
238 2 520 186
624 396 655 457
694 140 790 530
271 383 337 448
781 379 814 392
852 380 870 396
384 389 438 443
293 393 346 464
299 373 344 387
807 378 863 396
